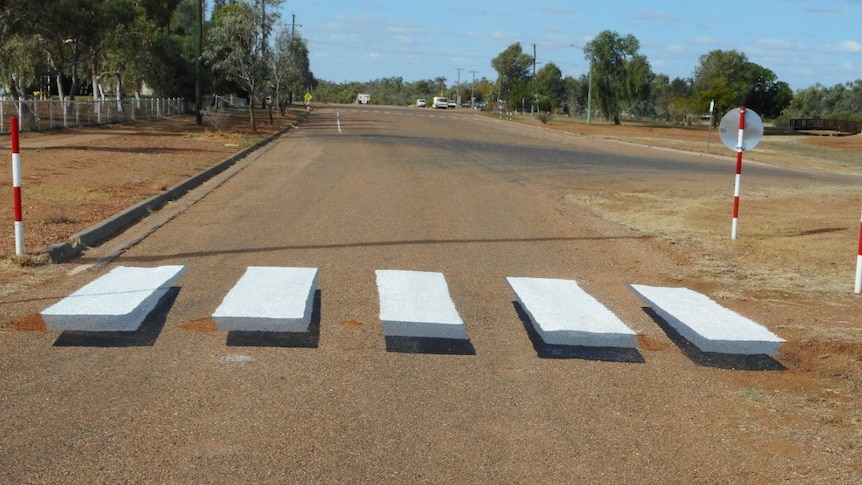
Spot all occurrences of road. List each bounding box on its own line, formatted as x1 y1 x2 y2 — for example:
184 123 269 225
1 105 854 482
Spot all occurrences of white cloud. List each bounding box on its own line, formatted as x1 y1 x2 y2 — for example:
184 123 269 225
836 40 862 53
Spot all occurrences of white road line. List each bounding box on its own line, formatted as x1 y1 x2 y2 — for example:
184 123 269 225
629 284 785 354
213 267 318 332
508 277 638 348
41 265 188 331
376 270 468 340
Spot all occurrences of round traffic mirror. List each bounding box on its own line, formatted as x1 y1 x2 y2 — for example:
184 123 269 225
718 108 764 151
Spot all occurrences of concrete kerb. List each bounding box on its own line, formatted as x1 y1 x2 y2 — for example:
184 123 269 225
44 126 291 263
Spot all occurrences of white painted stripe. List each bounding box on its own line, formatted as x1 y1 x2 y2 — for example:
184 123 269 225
856 254 862 294
11 153 21 186
14 221 23 255
508 277 637 348
629 284 785 354
213 267 318 332
376 270 468 339
41 265 187 331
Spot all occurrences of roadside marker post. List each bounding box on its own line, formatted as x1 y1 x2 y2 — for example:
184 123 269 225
11 117 23 255
706 99 715 153
731 107 745 240
718 107 763 240
855 206 862 293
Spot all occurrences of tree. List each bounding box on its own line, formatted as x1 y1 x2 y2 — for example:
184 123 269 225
144 0 201 98
272 27 312 109
91 0 157 109
744 64 792 118
781 81 862 122
205 0 277 131
473 78 494 104
535 62 565 112
692 50 749 117
692 49 791 121
491 42 533 108
656 76 700 124
585 30 653 124
0 34 42 101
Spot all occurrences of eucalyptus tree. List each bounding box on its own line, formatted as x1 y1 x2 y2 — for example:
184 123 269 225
535 62 565 112
143 0 200 99
584 30 653 124
205 0 281 131
272 27 311 110
89 0 158 109
491 42 533 108
693 49 791 121
1 0 176 123
5 0 101 102
0 33 43 100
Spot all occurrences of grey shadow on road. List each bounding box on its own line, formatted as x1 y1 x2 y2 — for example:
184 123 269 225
96 235 647 264
513 302 646 363
225 290 321 348
52 287 179 347
384 335 476 355
642 307 786 371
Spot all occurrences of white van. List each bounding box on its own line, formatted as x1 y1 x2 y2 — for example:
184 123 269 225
432 97 448 109
356 93 371 104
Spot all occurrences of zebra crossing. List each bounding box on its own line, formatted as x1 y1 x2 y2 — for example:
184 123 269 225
212 267 318 333
40 265 785 357
41 265 187 332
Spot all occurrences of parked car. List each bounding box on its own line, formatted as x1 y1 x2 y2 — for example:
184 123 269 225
432 97 448 109
416 98 426 107
447 101 457 109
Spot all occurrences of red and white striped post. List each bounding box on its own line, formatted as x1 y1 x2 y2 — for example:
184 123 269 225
855 206 862 293
11 117 23 255
731 106 746 240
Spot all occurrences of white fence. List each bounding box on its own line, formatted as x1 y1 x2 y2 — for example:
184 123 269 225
0 97 188 134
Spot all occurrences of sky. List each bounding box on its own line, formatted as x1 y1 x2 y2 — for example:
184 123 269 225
269 0 862 91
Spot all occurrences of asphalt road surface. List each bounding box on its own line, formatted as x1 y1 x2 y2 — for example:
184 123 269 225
1 105 849 482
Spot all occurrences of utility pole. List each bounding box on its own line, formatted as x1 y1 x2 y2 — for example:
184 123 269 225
454 68 463 107
532 43 537 114
195 0 202 125
292 13 302 35
469 70 478 108
260 0 267 110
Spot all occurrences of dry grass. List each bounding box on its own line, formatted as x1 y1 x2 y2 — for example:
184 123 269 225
0 256 64 300
567 184 860 297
